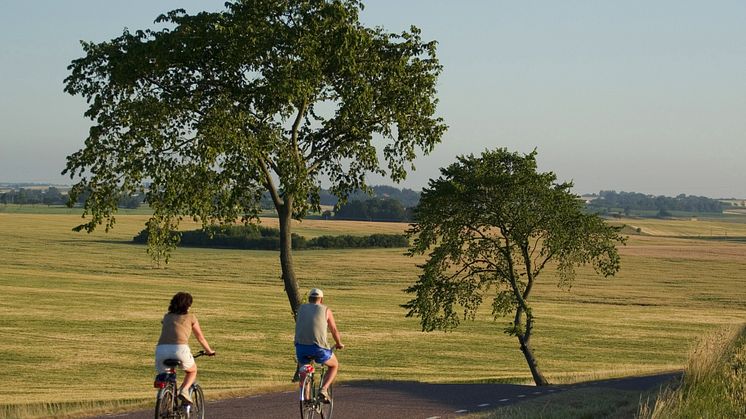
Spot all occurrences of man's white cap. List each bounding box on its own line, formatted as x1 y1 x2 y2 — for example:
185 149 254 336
309 288 324 298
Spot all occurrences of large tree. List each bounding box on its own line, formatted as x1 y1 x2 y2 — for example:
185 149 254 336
403 149 625 386
63 0 446 317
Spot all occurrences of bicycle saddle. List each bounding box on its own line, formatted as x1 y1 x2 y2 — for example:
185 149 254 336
163 359 182 367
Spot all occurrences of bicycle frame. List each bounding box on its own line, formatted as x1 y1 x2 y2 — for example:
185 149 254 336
154 351 207 419
298 361 333 419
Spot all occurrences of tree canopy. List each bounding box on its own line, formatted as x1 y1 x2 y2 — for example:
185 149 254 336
63 0 446 316
404 148 625 385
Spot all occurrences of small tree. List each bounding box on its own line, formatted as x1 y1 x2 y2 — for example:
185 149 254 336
403 148 625 386
63 0 446 318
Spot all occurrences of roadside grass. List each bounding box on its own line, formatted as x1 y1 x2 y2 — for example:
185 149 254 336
1 400 148 419
0 213 745 418
638 324 746 418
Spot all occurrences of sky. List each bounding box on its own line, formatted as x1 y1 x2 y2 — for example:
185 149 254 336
1 1 744 198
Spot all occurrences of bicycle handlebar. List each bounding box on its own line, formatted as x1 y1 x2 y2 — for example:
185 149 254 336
194 350 216 359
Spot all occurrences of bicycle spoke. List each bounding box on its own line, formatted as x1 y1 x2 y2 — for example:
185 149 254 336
154 385 176 419
189 384 205 419
299 373 316 419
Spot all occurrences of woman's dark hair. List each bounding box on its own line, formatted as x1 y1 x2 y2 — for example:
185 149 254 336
168 292 193 314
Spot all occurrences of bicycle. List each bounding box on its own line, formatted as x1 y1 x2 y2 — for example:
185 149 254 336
153 350 210 419
298 356 334 419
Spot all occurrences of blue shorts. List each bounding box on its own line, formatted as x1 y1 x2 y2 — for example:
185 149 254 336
295 343 333 365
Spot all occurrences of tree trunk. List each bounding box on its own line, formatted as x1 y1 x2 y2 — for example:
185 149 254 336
518 334 549 386
277 203 302 320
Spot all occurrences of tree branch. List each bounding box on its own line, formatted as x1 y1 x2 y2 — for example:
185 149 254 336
258 156 283 208
290 98 308 164
447 258 498 282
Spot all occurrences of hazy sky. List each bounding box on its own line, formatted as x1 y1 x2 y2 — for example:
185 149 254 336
1 1 744 198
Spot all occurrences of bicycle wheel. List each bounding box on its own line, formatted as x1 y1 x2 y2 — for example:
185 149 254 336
189 384 205 419
299 373 316 419
155 385 176 419
319 384 333 419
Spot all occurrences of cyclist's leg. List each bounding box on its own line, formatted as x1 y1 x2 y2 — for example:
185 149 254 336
182 364 197 395
175 346 197 398
320 353 338 391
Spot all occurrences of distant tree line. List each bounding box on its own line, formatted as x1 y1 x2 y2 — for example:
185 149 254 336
1 187 145 208
1 184 420 219
331 197 413 222
0 187 67 205
587 191 727 215
256 185 421 216
133 225 408 250
320 185 421 208
6 184 729 219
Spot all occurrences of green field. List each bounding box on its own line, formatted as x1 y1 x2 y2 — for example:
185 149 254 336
1 212 745 418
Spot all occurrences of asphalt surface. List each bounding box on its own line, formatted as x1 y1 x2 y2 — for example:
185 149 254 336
89 372 680 419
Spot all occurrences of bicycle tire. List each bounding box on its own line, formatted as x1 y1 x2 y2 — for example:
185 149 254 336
189 384 205 419
299 373 316 419
319 384 333 419
155 385 176 419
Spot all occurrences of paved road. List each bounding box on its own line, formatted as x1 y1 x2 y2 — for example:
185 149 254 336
91 372 680 419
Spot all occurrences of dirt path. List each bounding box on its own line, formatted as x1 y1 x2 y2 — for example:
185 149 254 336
90 372 679 418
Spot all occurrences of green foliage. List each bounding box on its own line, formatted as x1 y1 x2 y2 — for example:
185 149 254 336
133 225 407 250
134 224 306 250
404 148 626 384
334 197 410 221
62 0 445 268
308 233 408 249
405 148 625 331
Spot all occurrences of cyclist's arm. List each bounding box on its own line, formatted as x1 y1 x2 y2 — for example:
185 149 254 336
326 309 344 349
192 318 216 355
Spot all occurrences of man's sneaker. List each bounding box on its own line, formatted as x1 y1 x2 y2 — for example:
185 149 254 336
179 389 193 404
319 388 331 403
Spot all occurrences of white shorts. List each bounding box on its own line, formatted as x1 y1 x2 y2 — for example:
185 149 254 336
155 344 195 373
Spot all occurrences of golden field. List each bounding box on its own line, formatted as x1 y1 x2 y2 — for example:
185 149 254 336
0 212 744 417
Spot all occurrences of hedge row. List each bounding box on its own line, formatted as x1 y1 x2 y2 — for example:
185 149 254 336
308 234 408 249
133 225 408 250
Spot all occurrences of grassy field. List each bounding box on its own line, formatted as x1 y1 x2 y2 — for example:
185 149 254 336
1 212 745 417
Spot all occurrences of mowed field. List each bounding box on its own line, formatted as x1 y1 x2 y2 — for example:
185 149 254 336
1 212 745 417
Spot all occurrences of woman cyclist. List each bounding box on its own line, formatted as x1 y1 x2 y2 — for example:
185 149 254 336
155 292 216 403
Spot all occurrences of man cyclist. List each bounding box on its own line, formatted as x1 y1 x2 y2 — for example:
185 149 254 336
295 288 344 402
